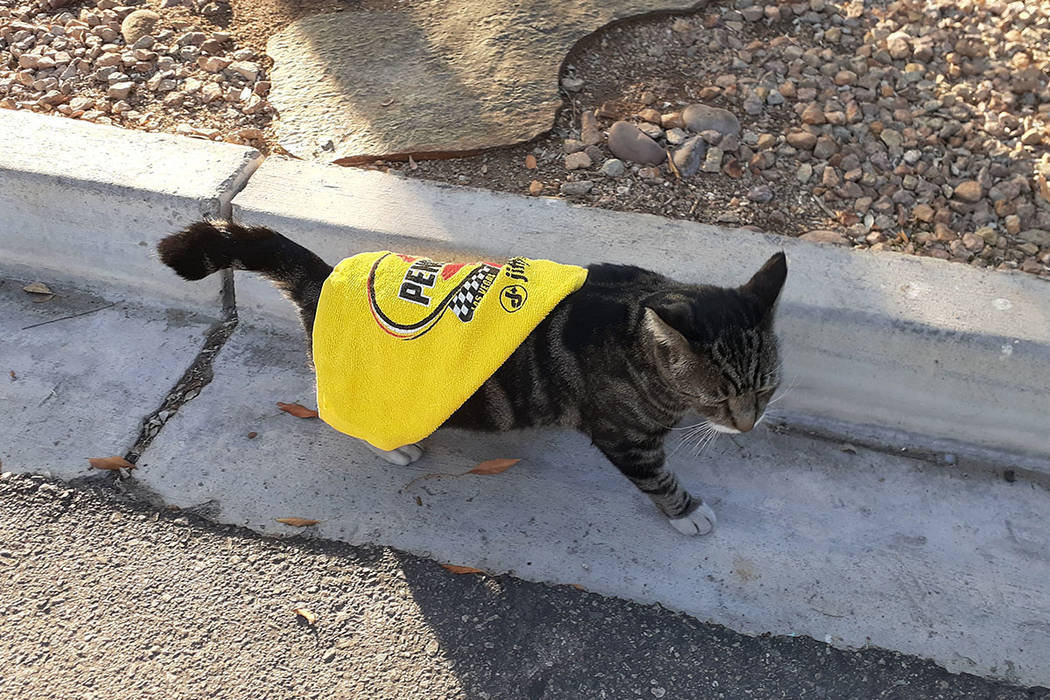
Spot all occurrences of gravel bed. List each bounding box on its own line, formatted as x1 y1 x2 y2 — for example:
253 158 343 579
2 0 1048 277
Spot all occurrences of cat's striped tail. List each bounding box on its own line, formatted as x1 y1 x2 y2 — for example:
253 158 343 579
157 220 333 333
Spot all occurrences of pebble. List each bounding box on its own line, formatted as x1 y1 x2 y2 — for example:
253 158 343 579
564 151 591 170
528 180 543 196
560 180 593 196
796 163 813 183
606 121 665 165
953 181 982 203
787 131 816 150
747 184 774 203
681 103 740 137
701 146 723 174
107 81 133 99
198 56 231 73
120 9 159 44
561 76 584 92
665 128 688 146
600 159 625 178
800 103 825 125
228 61 260 81
800 230 850 246
672 135 706 177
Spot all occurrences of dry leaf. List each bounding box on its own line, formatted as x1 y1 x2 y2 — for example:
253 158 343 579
292 607 317 625
9 371 15 380
571 584 585 591
277 402 319 419
442 564 484 575
32 295 55 303
89 456 135 471
468 458 521 475
247 431 258 439
276 517 319 527
524 154 538 169
23 282 53 295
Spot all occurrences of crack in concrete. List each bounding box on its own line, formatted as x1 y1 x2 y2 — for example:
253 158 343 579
124 269 238 465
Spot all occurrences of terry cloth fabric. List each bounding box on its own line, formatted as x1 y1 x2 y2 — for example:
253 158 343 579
313 251 588 450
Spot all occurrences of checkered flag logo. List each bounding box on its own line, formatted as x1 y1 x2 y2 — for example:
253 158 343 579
449 265 498 322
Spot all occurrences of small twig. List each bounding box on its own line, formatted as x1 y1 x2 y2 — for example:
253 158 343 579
811 194 836 218
666 148 682 181
21 301 120 330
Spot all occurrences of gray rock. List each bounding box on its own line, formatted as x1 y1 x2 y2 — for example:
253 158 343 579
701 146 723 174
682 103 740 136
560 180 593 196
600 158 625 177
672 135 707 177
665 127 688 146
699 129 722 145
607 121 665 165
748 184 774 203
1019 229 1050 247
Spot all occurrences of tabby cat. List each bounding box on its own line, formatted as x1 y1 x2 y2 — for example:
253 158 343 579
158 221 787 536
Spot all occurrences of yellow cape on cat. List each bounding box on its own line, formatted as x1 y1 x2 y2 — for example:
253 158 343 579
312 251 588 450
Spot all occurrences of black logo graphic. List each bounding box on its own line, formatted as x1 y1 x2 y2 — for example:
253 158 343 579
499 285 528 313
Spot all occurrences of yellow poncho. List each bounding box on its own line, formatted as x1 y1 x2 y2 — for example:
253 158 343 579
312 252 588 450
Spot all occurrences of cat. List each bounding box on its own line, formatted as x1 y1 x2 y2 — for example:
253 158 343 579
157 221 787 536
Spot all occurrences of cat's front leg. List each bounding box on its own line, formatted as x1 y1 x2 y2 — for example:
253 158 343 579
592 433 716 536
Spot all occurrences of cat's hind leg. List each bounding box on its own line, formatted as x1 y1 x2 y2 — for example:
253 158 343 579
365 442 424 466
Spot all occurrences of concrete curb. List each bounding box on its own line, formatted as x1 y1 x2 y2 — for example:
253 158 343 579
231 158 1050 472
0 109 261 310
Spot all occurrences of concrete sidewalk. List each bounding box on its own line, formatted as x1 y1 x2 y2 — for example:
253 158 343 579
2 110 1049 690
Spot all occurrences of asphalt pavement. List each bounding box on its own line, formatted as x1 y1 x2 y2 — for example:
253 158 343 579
1 471 1046 700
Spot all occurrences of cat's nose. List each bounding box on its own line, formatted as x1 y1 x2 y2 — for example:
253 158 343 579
734 416 756 432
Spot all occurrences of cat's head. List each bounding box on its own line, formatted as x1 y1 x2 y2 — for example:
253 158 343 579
644 252 787 433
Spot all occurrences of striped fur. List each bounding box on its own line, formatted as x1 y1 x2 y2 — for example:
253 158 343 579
158 222 786 528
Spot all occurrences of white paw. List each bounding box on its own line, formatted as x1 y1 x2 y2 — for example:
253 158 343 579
668 502 717 536
366 442 424 466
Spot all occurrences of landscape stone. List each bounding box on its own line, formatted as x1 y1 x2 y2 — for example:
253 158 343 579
265 0 700 162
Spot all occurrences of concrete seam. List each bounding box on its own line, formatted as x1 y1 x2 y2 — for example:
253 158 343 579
123 310 238 466
122 155 259 464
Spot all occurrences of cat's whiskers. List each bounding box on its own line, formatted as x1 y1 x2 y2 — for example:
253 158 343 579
768 373 801 405
670 420 714 457
691 425 720 458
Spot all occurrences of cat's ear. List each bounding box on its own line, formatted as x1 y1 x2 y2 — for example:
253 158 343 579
742 251 787 310
644 304 692 352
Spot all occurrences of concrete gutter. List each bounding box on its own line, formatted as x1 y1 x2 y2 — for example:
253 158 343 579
231 158 1050 472
2 113 1049 687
